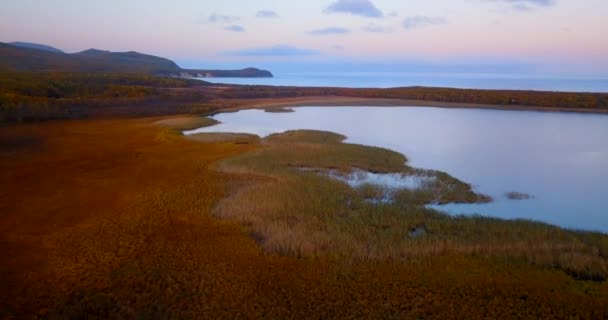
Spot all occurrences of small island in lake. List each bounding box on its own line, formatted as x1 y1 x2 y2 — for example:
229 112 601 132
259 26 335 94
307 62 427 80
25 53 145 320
505 191 535 200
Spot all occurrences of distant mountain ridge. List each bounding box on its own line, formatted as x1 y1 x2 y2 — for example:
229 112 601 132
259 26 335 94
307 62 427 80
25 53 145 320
9 41 64 54
0 42 273 78
74 48 182 74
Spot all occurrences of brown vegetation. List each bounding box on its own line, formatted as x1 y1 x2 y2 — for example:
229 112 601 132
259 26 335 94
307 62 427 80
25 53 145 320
1 117 607 318
154 116 220 131
186 132 260 145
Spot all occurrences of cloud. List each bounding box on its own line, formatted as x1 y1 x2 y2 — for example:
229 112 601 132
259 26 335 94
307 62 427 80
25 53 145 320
491 0 555 5
402 16 447 30
361 23 389 33
224 25 245 32
324 0 383 18
309 27 351 35
511 4 535 11
485 0 556 11
224 45 320 57
208 13 239 23
256 10 279 18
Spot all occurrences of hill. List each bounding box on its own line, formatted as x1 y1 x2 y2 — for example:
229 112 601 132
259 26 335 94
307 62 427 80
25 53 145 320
9 41 64 54
73 48 182 74
0 43 181 74
0 43 273 77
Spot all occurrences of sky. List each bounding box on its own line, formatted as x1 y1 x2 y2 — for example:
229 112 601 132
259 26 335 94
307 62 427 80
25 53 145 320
1 0 607 75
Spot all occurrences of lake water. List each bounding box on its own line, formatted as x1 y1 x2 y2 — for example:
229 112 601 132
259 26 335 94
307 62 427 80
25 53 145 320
185 107 608 233
198 72 608 93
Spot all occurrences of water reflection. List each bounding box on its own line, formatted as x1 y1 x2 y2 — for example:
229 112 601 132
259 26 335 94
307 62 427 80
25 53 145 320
327 169 434 190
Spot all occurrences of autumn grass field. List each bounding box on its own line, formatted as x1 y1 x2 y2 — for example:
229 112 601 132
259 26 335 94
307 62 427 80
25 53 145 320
1 116 608 318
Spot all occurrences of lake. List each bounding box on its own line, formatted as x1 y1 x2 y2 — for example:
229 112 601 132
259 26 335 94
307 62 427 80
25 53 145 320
197 71 608 93
185 107 608 233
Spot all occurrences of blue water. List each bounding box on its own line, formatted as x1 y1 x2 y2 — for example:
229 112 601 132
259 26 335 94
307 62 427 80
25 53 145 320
185 107 608 232
197 71 608 92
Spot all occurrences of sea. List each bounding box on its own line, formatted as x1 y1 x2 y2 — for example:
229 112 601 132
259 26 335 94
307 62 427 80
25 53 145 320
197 71 608 93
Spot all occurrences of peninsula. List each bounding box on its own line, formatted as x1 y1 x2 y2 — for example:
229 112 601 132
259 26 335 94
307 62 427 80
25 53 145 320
0 42 273 78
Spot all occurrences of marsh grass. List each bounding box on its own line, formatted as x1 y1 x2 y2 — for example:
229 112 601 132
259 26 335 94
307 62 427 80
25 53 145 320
154 116 257 144
212 129 608 281
154 116 220 131
186 133 260 144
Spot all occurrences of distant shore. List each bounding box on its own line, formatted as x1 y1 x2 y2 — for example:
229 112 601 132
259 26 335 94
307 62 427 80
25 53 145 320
2 71 607 124
214 96 608 115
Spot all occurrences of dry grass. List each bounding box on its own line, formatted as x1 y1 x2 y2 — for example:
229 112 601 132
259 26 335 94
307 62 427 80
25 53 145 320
186 132 260 144
154 115 220 131
1 119 607 318
213 130 608 281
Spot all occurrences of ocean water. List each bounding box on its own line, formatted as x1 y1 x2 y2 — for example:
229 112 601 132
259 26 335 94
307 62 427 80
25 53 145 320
185 107 608 232
197 71 608 92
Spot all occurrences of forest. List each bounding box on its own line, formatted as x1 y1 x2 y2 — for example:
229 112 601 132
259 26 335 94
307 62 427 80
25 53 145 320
0 72 213 122
217 84 608 109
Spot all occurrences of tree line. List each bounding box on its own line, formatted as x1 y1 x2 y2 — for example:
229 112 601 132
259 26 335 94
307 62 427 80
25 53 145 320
1 72 606 123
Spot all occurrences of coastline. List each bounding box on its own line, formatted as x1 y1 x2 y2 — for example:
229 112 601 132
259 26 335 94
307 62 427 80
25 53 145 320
211 95 608 115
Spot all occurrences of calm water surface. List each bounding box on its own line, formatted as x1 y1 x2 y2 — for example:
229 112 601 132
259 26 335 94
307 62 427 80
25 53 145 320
198 72 608 92
185 107 608 232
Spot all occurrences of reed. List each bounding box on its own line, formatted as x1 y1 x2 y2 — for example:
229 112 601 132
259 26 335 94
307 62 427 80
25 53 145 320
213 129 608 281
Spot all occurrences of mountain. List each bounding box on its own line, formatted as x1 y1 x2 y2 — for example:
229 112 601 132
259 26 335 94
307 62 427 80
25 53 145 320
9 41 64 54
74 48 182 74
0 43 93 72
0 43 180 74
0 43 273 77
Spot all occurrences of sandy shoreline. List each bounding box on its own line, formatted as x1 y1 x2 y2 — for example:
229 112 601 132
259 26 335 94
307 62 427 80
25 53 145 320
212 96 608 115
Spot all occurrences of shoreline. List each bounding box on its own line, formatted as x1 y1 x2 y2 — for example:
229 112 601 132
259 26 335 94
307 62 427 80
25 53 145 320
181 123 606 235
180 110 606 234
212 96 608 115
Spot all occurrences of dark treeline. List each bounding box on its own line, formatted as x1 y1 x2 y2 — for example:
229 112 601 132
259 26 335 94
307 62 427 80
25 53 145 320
216 85 608 110
1 72 607 123
0 72 217 122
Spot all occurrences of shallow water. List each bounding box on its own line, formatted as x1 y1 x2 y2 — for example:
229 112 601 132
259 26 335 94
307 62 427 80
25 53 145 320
327 169 436 204
198 71 608 92
327 169 433 190
185 107 608 232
